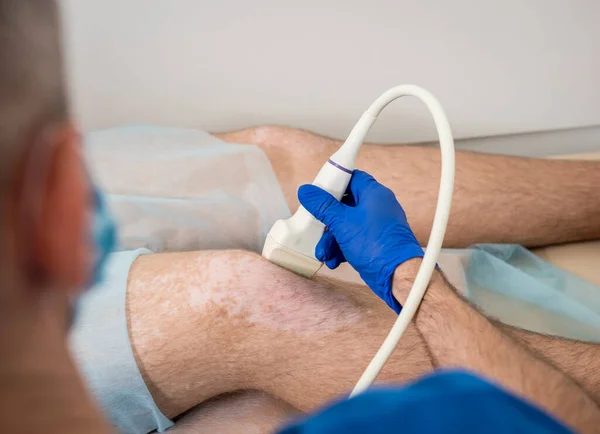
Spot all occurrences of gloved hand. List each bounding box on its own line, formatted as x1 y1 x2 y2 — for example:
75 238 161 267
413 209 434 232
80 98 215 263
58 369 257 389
298 170 423 313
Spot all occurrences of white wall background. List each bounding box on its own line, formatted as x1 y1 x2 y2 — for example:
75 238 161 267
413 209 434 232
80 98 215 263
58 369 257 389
61 0 600 151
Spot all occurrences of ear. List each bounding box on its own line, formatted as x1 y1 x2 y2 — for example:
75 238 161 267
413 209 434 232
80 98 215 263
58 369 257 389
34 124 91 293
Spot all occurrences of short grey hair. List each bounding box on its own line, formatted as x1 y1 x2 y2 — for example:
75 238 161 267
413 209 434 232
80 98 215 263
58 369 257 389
0 0 67 195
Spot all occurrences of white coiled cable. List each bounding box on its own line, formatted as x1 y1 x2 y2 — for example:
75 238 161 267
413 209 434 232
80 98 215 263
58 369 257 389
348 85 455 397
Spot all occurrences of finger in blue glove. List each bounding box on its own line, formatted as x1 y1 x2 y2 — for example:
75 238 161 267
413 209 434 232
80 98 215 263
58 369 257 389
298 170 424 313
316 230 346 269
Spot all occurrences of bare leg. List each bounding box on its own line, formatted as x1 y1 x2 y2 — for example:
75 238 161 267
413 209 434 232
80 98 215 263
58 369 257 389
168 391 299 434
126 249 600 425
214 126 600 247
504 325 600 403
126 250 432 419
157 329 600 434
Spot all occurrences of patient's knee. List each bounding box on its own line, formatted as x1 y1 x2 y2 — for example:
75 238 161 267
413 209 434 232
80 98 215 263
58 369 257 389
215 125 335 154
189 249 370 334
129 248 376 347
213 126 287 147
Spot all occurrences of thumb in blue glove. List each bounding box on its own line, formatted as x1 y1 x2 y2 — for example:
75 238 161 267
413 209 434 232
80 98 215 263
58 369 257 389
298 170 423 313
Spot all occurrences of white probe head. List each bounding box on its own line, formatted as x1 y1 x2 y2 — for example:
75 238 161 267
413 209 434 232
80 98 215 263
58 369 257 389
262 160 353 277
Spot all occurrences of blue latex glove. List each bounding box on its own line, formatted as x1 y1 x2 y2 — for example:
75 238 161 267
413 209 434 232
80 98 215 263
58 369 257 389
278 370 572 434
298 170 424 313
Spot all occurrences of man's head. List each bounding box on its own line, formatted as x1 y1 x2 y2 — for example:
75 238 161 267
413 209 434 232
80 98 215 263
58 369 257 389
1 0 90 301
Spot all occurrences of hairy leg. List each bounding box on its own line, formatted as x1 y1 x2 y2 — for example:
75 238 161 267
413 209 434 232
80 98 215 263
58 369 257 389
214 126 600 247
126 250 432 419
127 248 600 426
155 329 600 434
169 332 600 434
503 325 600 404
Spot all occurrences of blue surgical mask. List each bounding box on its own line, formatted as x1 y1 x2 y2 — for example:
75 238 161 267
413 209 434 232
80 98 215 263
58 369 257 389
68 182 117 329
69 183 116 327
90 185 117 286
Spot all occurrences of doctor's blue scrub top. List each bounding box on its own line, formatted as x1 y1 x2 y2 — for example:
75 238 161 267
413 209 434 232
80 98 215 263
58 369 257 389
279 370 572 434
